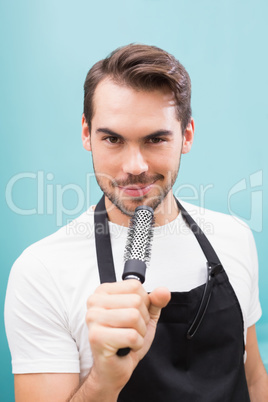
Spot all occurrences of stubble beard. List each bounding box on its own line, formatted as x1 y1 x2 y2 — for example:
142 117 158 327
92 161 181 217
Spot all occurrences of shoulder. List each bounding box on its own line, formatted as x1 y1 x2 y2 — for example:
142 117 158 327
179 199 254 244
29 206 95 255
9 207 97 286
178 198 258 281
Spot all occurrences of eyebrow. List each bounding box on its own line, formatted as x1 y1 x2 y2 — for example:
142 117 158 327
95 127 173 140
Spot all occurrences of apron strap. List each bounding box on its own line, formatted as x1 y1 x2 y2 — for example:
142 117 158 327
175 199 224 338
175 198 222 268
94 195 117 283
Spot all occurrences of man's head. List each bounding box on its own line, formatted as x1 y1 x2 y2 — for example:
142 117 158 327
82 44 194 224
83 44 192 134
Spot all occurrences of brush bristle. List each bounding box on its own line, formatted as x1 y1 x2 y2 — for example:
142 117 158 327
124 207 154 265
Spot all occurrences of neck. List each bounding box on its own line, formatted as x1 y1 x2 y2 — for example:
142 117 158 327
104 191 179 227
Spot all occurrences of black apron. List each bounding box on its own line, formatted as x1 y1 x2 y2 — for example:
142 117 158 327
94 196 250 401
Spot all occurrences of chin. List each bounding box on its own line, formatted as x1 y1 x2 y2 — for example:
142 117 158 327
119 195 165 216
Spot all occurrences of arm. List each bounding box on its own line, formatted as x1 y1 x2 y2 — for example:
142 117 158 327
245 325 268 401
15 373 79 402
14 280 170 401
14 372 121 402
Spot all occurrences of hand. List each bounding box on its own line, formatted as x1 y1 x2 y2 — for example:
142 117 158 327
85 280 170 393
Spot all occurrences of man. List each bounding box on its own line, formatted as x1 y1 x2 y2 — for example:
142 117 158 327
5 44 268 401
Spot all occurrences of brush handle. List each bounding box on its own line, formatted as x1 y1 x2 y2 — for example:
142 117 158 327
117 261 146 356
117 346 131 356
122 260 146 283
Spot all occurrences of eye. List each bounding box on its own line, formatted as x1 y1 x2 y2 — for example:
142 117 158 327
105 136 121 144
148 137 165 144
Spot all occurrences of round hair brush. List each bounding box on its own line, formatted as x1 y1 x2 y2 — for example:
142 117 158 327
117 205 154 356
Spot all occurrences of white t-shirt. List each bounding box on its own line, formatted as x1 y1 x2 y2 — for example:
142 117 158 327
4 200 262 379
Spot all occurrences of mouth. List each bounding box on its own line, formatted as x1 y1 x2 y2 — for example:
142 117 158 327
117 183 155 197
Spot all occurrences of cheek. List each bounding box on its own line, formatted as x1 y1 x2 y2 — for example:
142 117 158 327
150 148 180 169
93 153 121 176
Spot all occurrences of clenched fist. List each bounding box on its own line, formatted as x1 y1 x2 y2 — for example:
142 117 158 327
85 280 170 395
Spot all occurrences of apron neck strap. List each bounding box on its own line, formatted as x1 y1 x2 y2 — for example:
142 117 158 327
175 198 222 267
94 195 117 283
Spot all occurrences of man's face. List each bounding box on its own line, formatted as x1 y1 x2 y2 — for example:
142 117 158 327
82 78 193 220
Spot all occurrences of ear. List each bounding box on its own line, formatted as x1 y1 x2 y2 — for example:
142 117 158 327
81 114 91 151
182 118 194 154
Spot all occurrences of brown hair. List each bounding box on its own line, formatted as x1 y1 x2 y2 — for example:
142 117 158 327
83 44 192 133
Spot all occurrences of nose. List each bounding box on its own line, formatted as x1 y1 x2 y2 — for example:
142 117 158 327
122 146 148 176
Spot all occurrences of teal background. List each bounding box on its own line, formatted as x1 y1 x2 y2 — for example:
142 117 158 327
1 0 267 399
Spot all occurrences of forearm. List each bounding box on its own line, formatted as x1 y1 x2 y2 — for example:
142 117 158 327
247 367 268 402
68 370 121 402
245 325 268 401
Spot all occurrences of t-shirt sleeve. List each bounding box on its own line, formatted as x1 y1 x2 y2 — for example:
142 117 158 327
4 250 80 374
246 228 262 328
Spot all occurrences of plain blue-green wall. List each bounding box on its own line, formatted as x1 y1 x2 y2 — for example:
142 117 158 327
1 0 267 399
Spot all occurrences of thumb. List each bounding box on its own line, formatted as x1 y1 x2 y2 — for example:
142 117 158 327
148 287 171 322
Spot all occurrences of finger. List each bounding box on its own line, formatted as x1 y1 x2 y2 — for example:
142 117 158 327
87 293 150 323
148 287 171 320
86 307 148 337
89 325 144 358
95 280 147 299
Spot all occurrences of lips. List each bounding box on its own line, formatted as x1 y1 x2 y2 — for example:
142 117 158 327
118 183 154 197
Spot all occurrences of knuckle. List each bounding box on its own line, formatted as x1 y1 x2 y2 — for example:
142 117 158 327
85 308 96 325
129 308 140 324
85 306 104 326
95 283 109 294
86 310 93 324
132 294 143 309
86 294 96 308
88 326 100 346
130 280 141 293
86 293 103 309
127 329 139 344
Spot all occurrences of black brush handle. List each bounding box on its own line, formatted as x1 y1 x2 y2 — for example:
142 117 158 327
117 347 131 356
117 262 145 357
122 260 146 283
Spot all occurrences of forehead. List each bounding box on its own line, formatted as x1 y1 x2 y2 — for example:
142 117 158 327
92 78 178 129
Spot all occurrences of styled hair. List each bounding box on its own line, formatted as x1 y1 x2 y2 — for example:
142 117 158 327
83 44 192 133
